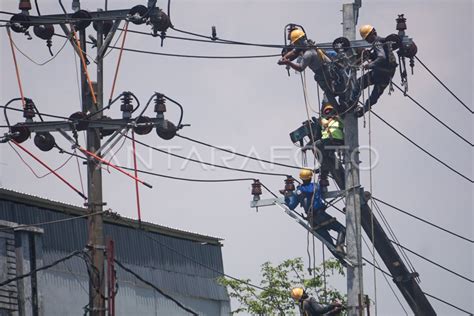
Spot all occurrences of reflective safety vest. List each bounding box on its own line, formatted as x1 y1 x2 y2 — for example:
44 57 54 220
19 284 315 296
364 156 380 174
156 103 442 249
321 117 344 141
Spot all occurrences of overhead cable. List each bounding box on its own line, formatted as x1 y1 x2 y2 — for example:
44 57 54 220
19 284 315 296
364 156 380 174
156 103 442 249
176 134 301 170
127 135 293 178
415 56 473 114
0 249 84 287
373 197 473 243
392 82 472 147
114 259 198 315
371 111 473 183
388 238 473 284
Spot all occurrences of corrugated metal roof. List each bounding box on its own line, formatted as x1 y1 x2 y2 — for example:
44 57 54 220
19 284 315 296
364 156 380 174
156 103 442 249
0 189 230 303
0 188 223 244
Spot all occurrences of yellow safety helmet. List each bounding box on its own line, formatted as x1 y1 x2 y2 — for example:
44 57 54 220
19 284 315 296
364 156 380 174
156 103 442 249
322 103 335 114
290 28 306 44
299 168 313 181
291 287 304 300
359 24 374 39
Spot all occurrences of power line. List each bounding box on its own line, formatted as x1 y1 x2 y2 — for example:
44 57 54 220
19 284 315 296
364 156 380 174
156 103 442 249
53 32 280 59
176 133 301 170
0 210 106 233
361 255 473 315
388 238 473 284
114 259 198 315
127 135 293 178
55 146 259 184
371 111 473 183
415 56 473 114
422 292 473 315
0 249 84 287
373 197 473 243
392 82 472 147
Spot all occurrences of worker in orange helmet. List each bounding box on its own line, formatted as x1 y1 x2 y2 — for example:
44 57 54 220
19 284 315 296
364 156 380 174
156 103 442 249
291 287 343 315
356 24 398 117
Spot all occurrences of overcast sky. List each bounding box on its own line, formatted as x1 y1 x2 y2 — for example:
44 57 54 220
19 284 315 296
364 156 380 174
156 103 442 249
0 0 472 315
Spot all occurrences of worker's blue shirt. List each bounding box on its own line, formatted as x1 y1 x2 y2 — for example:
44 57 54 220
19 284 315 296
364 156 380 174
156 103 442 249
285 182 324 213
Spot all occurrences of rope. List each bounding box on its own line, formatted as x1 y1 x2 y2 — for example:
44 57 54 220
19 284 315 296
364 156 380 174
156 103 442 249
108 21 129 104
6 27 26 108
322 243 327 303
70 26 97 105
367 83 378 316
131 130 142 223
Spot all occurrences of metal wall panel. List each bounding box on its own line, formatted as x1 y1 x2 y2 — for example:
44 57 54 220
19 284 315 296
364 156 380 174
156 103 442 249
0 196 230 315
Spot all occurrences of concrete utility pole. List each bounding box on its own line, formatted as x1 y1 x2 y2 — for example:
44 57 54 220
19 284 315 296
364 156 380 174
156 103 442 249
81 18 105 315
342 1 364 316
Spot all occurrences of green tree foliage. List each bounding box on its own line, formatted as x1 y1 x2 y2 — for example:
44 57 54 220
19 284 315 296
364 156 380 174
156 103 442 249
218 257 345 315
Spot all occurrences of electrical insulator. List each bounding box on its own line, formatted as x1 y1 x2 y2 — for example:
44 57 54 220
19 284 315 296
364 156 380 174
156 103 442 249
100 116 115 138
128 5 148 25
71 10 92 31
284 176 295 192
69 111 89 131
156 120 177 140
23 98 36 122
9 14 30 33
10 123 30 143
19 0 32 11
154 94 166 116
396 14 407 32
120 92 134 119
93 20 113 37
251 180 262 201
149 10 171 46
33 24 55 56
34 132 55 152
409 57 415 75
133 116 153 135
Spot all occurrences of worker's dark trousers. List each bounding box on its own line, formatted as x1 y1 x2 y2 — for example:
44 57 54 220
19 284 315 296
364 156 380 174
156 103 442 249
358 67 396 111
314 72 341 112
310 209 346 258
313 138 345 186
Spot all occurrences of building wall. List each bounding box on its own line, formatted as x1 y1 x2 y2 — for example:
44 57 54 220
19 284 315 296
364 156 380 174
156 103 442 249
0 190 231 315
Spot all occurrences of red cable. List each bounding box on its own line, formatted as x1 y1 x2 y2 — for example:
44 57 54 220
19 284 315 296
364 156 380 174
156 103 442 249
7 28 26 108
11 141 87 200
131 131 142 222
77 146 152 188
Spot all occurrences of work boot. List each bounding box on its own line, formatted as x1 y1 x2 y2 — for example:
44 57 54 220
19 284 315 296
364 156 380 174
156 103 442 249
335 244 346 255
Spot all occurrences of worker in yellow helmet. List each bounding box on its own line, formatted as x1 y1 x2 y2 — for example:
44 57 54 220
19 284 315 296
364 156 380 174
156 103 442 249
290 287 343 315
284 168 346 259
300 103 344 188
277 27 341 111
356 24 398 117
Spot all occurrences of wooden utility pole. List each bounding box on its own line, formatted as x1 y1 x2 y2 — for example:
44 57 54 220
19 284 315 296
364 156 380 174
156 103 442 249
342 2 364 316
